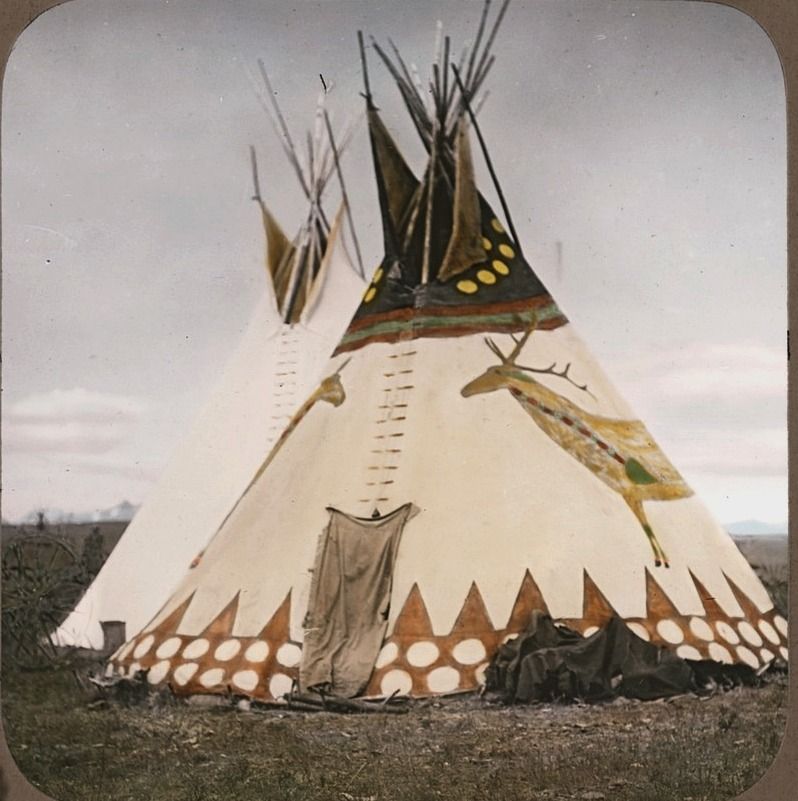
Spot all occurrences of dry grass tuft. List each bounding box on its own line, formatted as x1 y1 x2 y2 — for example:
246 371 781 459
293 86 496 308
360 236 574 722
2 661 787 801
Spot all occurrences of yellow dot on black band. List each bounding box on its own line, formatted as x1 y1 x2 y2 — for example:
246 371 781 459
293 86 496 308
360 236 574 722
364 286 377 302
490 218 505 234
373 266 384 283
492 260 510 275
456 279 479 294
481 237 493 250
477 269 496 285
498 243 515 259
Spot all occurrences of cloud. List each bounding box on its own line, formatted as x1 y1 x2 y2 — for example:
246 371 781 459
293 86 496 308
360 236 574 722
68 457 159 484
7 387 146 424
615 341 786 403
2 388 149 455
650 345 785 404
670 427 786 477
606 341 787 482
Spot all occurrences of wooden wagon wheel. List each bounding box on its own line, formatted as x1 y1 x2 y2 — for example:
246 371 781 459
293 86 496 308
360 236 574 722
2 533 83 670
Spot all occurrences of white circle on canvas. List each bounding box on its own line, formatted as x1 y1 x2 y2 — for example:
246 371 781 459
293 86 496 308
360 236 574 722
244 641 270 663
232 670 259 692
735 646 759 669
276 643 302 668
269 673 293 700
676 645 702 661
214 639 242 661
758 620 780 645
708 643 733 664
173 663 199 686
375 642 398 669
427 666 461 694
199 668 225 688
626 622 650 641
156 637 183 659
183 638 210 659
452 639 486 665
147 660 171 685
715 622 740 645
380 669 413 697
737 621 763 648
656 619 684 645
759 648 775 664
688 618 714 641
133 635 155 659
406 641 439 667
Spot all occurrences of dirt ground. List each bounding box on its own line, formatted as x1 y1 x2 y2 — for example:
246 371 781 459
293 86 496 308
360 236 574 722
1 532 789 801
1 662 788 801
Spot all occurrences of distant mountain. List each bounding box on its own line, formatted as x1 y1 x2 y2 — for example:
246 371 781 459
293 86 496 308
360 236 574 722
725 519 788 536
19 500 139 525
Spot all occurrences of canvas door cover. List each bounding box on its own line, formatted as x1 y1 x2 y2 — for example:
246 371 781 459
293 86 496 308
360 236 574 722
300 504 413 696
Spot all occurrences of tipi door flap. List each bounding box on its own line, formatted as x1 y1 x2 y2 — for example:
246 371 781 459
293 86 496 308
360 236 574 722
300 503 414 697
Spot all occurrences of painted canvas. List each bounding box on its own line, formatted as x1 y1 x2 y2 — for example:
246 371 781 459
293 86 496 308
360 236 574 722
1 1 789 800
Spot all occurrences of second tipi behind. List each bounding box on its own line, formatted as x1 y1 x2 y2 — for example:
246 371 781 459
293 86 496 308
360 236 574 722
55 106 364 651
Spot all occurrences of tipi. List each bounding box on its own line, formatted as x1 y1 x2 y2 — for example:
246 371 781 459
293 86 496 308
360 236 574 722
55 97 364 651
108 11 787 701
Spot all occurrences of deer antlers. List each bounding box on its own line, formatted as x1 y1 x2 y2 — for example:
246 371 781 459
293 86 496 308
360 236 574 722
517 360 593 397
483 315 594 398
483 312 538 363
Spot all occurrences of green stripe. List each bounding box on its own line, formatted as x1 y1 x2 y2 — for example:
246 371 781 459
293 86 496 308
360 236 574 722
339 302 564 348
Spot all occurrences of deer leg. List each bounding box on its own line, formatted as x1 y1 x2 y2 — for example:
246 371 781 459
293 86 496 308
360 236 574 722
625 496 670 568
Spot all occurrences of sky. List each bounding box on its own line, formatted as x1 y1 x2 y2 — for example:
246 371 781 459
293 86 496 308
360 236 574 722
1 0 787 525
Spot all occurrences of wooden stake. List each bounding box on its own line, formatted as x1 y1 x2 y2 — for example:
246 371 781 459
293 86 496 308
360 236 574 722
249 145 262 200
257 60 310 199
323 109 366 279
465 0 492 89
357 30 373 106
473 0 511 89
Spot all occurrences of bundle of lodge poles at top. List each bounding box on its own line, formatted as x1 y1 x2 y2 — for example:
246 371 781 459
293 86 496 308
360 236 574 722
251 0 519 312
360 0 522 268
57 0 787 710
248 58 364 324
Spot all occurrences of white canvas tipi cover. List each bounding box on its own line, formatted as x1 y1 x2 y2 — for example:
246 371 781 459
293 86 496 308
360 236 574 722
55 195 363 650
108 30 787 700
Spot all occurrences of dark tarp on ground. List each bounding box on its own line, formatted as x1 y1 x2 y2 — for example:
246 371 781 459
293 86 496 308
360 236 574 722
486 611 696 702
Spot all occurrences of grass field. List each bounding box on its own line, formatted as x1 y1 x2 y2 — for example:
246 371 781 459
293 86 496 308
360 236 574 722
1 521 127 550
1 661 787 801
0 530 789 801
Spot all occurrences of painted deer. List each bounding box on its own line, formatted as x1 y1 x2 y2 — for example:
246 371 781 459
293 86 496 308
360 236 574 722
460 320 692 567
250 357 351 483
190 358 352 568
